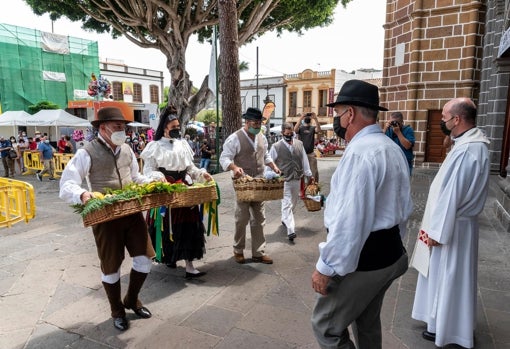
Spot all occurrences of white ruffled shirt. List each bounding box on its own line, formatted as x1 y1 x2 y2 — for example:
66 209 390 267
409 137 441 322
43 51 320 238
140 137 206 182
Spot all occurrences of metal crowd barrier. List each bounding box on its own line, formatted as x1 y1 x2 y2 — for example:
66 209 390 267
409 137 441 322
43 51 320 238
0 178 36 228
22 151 74 177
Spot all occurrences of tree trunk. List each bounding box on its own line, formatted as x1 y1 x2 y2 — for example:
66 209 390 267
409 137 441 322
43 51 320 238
218 0 242 140
165 45 213 133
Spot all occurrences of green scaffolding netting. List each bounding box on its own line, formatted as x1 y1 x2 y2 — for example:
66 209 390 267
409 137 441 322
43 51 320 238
0 23 99 112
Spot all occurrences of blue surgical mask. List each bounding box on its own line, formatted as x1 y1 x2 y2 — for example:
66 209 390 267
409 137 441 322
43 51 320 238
248 127 260 135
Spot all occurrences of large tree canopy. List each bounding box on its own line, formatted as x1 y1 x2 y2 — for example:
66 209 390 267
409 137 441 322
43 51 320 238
25 0 347 129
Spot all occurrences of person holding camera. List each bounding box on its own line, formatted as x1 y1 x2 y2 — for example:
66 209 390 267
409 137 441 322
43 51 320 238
294 112 321 181
383 111 415 174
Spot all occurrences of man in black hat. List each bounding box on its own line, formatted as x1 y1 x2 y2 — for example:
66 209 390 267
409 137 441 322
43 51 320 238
310 80 413 348
59 107 156 331
219 107 281 264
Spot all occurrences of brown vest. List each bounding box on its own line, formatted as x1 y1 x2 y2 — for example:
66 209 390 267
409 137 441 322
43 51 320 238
83 139 133 193
273 139 304 181
233 129 265 177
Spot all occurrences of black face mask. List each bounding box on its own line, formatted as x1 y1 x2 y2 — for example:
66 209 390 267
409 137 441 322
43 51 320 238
440 120 451 136
333 114 347 140
169 129 181 139
336 126 347 140
304 118 311 124
283 134 293 142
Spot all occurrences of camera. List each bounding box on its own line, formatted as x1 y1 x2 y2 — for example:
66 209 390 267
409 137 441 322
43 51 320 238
306 112 312 117
389 121 400 127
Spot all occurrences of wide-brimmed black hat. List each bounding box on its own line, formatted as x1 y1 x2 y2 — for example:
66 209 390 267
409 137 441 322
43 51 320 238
326 79 388 111
91 107 129 127
242 107 263 120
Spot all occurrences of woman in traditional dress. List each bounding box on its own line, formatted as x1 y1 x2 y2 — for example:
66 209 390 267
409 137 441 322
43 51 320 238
140 105 213 278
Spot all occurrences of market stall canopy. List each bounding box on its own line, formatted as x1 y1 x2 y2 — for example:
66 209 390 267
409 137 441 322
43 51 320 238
32 109 91 127
0 109 91 127
269 125 282 133
128 121 150 128
186 123 204 133
0 110 33 125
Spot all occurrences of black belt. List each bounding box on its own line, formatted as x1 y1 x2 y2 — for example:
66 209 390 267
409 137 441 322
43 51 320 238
158 168 186 182
356 225 405 271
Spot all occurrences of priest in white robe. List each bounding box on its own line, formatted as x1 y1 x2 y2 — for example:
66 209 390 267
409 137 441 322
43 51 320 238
411 97 490 349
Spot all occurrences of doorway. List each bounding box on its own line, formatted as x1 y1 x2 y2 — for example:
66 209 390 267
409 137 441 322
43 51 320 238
425 110 448 163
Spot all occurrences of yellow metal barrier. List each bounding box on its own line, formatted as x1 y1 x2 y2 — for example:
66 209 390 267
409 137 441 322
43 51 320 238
22 151 143 176
22 151 60 177
0 178 36 228
54 153 74 175
23 151 44 174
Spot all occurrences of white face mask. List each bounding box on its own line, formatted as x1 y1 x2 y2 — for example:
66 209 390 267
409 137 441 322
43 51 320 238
107 127 126 146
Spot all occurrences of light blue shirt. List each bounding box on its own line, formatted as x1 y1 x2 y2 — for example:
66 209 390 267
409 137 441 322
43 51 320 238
316 124 413 277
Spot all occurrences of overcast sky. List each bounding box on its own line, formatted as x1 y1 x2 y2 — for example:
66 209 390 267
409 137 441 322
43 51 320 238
0 0 386 87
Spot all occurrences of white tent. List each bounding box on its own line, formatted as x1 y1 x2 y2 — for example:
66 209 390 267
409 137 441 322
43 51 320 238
0 111 33 135
0 110 32 125
128 121 151 128
32 109 92 127
269 125 282 133
322 123 334 131
0 109 91 127
0 109 91 140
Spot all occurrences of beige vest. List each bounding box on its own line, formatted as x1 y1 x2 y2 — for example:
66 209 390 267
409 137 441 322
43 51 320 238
273 139 304 181
84 139 133 193
233 129 265 177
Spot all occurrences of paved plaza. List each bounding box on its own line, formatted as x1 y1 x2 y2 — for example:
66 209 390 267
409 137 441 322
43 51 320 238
0 158 509 349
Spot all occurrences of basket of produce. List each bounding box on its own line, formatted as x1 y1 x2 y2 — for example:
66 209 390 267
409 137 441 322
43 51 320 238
171 183 218 208
233 175 284 202
303 182 322 212
73 181 218 227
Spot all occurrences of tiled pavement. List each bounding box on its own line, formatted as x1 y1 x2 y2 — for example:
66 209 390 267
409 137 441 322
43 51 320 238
0 159 509 348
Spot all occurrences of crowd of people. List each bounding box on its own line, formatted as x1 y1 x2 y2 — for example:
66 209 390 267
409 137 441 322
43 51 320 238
57 80 492 349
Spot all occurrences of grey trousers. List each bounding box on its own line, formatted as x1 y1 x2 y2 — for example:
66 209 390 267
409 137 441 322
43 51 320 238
233 200 266 257
311 253 408 349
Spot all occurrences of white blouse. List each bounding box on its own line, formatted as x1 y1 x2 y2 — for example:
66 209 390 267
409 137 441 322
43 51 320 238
140 137 206 182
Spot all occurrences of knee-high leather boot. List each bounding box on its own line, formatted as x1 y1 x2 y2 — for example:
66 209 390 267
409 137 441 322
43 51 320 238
102 280 125 318
102 280 129 330
123 269 152 318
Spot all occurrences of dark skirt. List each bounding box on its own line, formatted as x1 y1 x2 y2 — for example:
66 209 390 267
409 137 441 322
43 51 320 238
146 169 206 264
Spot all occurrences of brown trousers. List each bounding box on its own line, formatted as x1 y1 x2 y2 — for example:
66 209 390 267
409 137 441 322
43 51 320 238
92 212 155 275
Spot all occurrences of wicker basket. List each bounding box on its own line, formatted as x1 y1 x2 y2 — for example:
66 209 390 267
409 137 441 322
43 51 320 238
82 184 218 227
303 197 321 212
233 177 284 202
171 184 218 208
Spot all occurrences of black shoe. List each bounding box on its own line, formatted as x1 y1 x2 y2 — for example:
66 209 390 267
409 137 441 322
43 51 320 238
49 177 57 181
422 330 436 342
288 233 296 242
132 306 152 319
113 317 129 331
185 271 206 279
166 262 177 268
35 173 42 181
